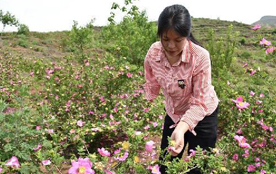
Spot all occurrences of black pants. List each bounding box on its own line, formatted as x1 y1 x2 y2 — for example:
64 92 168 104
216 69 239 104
159 106 219 174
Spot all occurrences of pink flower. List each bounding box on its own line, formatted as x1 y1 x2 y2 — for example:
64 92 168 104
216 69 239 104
0 167 2 173
152 122 158 127
68 158 95 174
249 91 255 96
46 69 54 75
232 153 239 161
91 127 99 132
143 107 150 112
188 149 196 158
134 131 142 135
42 160 51 166
105 170 116 174
5 156 20 168
242 62 248 67
231 96 250 110
148 164 161 174
114 151 129 161
265 46 276 54
98 147 111 157
247 164 256 172
234 135 251 148
104 65 109 69
236 128 243 134
36 125 41 130
144 125 150 130
260 169 266 174
126 72 133 78
145 140 155 153
70 129 76 134
242 150 249 158
34 144 42 151
260 38 271 46
77 120 85 127
113 107 118 112
99 96 105 103
259 93 265 98
250 69 257 76
47 129 54 134
54 66 62 70
252 24 261 30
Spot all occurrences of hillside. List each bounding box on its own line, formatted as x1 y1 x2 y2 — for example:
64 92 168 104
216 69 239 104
252 15 276 26
0 17 275 173
1 17 275 77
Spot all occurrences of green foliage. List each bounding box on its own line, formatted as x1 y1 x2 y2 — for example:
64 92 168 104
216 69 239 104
0 10 19 32
0 3 275 173
272 28 276 35
17 34 29 48
101 0 157 67
63 20 94 61
162 145 229 174
239 37 246 45
206 24 239 78
239 50 252 59
17 24 30 35
0 100 42 172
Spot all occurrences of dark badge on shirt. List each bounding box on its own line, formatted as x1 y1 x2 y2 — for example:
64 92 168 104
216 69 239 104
178 79 186 89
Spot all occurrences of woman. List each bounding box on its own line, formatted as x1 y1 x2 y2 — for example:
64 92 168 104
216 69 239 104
143 4 219 174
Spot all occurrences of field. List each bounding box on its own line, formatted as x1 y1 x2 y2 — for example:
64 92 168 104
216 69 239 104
0 3 276 174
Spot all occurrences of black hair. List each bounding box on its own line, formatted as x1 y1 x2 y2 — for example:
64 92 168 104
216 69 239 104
157 4 202 47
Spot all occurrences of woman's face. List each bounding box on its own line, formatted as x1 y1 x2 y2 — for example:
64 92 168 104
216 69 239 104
161 29 187 57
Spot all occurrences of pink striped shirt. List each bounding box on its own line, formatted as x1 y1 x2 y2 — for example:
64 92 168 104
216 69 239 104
144 40 219 135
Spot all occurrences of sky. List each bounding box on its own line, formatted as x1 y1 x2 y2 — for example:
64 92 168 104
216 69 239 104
1 0 276 32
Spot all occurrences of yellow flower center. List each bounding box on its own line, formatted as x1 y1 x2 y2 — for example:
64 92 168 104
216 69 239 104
221 166 227 171
78 166 86 174
122 141 130 150
152 168 157 172
238 102 244 107
134 156 140 163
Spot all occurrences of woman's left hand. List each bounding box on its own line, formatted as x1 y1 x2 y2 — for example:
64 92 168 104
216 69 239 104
169 121 189 156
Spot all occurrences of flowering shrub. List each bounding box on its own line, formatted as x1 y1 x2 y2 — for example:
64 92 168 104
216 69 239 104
0 3 275 173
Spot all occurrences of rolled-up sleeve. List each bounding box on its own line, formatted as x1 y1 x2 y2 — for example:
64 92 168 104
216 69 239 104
180 51 214 135
143 49 161 101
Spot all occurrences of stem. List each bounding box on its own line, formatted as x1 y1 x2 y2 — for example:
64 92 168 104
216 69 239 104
84 143 90 155
180 165 200 174
111 161 122 169
53 164 63 174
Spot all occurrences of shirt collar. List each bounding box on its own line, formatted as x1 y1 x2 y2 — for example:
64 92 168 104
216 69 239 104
155 40 191 65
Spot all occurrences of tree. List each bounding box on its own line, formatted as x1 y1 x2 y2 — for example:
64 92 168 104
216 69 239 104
0 10 19 32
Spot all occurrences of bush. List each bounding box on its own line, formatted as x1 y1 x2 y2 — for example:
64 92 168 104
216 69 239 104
100 1 157 67
0 100 42 173
62 20 94 62
239 37 246 45
0 10 19 32
17 24 30 35
205 24 239 78
17 34 29 48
